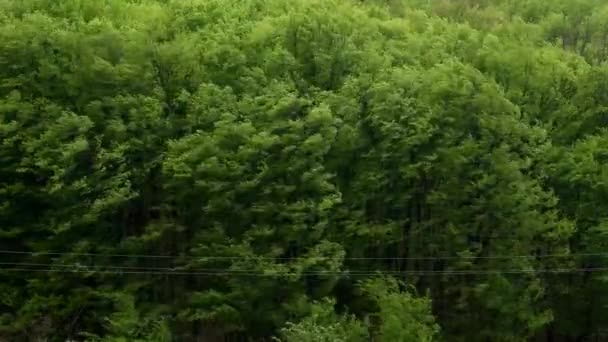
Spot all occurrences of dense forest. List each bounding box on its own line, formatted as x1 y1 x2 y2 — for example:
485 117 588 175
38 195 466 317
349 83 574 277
1 0 608 340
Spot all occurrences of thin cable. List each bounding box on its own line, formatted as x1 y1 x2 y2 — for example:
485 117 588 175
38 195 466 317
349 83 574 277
0 249 602 261
0 262 181 272
0 261 583 275
1 265 608 276
0 262 497 274
0 250 185 259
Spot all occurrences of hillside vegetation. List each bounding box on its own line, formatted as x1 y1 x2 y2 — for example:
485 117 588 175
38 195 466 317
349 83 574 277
1 0 608 340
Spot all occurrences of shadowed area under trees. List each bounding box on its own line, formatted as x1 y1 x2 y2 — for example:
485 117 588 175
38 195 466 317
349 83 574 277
1 0 608 341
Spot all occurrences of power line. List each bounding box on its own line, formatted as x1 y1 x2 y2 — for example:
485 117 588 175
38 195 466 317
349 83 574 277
0 249 602 261
0 262 182 271
1 263 607 277
0 261 541 274
0 267 605 276
0 250 185 259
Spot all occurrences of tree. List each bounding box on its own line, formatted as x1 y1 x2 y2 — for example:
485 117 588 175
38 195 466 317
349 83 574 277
358 277 439 342
2 0 608 340
278 298 368 342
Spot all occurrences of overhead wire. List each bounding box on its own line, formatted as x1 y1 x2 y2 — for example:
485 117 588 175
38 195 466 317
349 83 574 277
2 249 603 278
1 267 608 277
0 261 606 277
0 249 605 261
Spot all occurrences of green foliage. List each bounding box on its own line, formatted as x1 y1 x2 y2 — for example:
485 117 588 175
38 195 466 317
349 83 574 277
359 277 439 342
84 293 171 342
1 0 608 341
278 298 368 342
